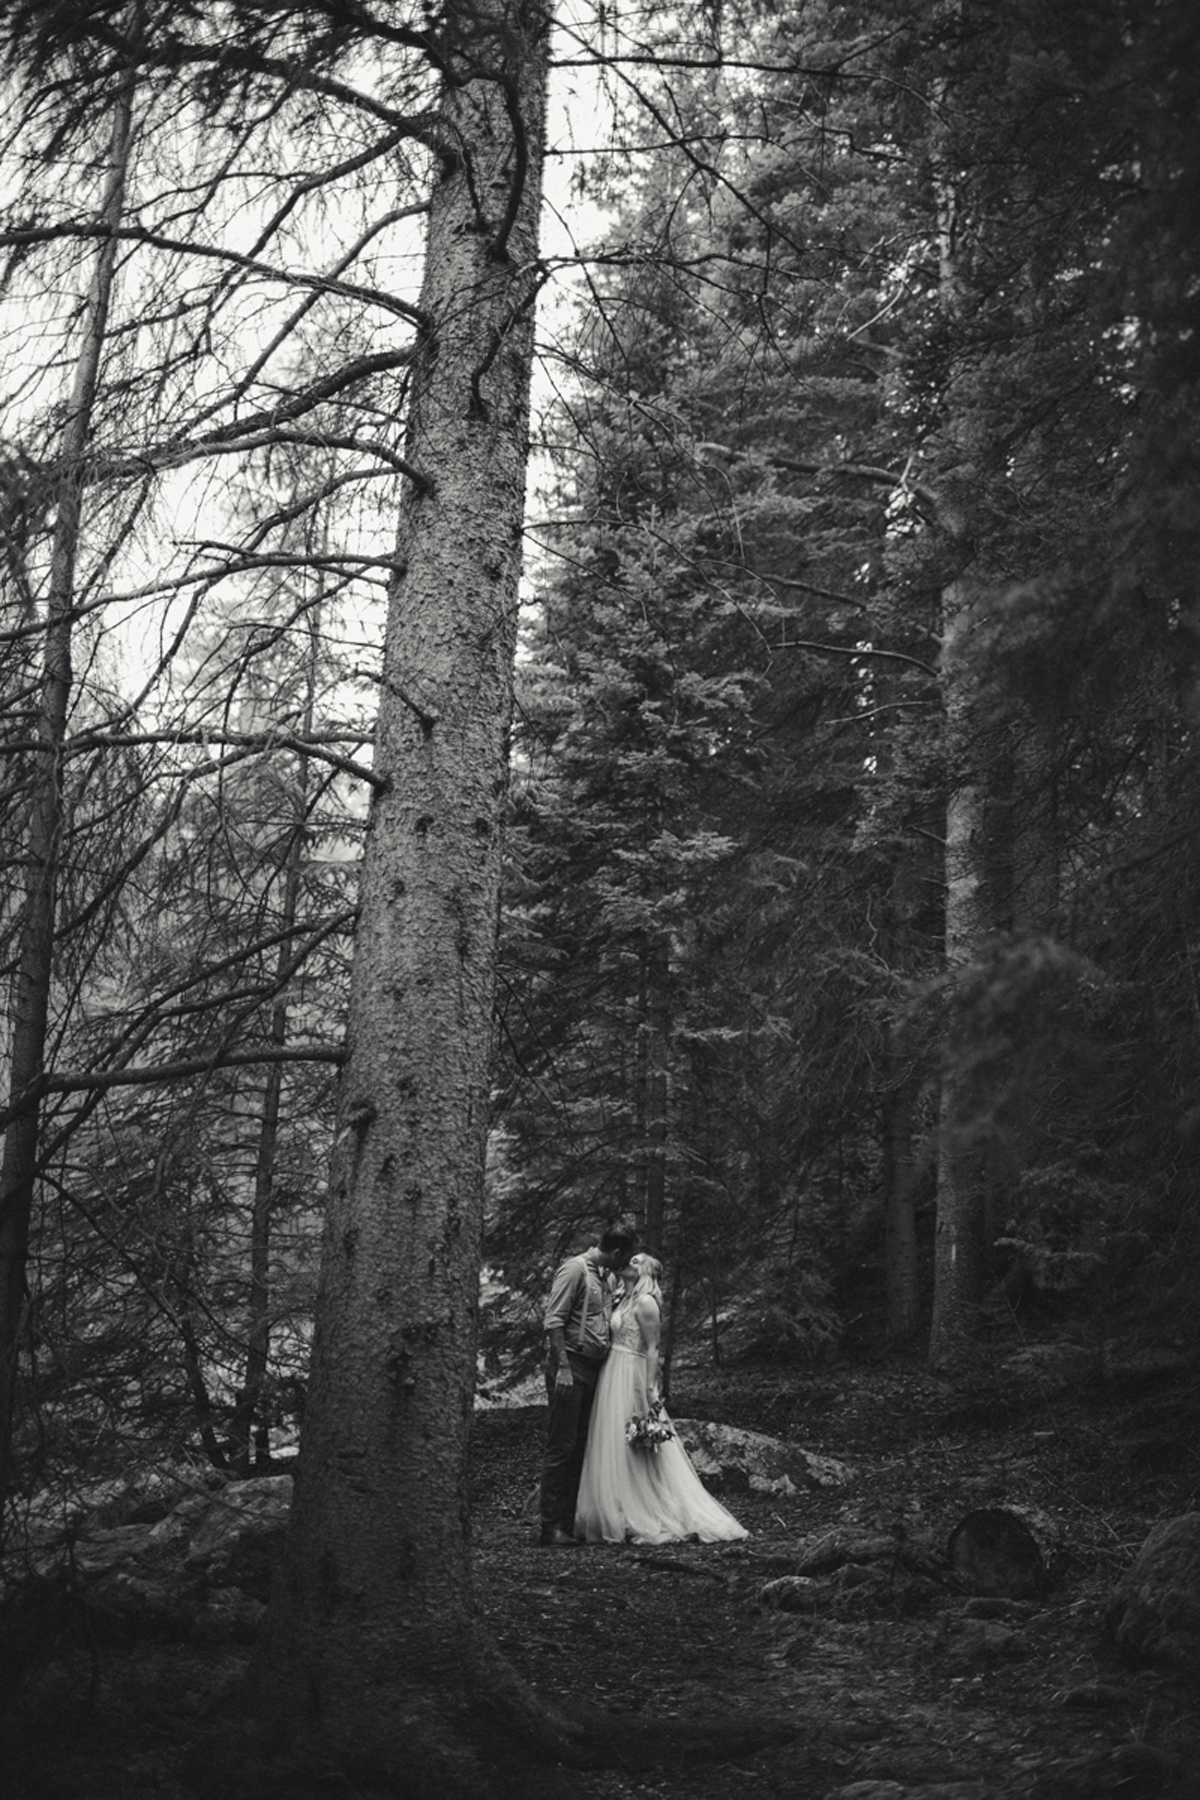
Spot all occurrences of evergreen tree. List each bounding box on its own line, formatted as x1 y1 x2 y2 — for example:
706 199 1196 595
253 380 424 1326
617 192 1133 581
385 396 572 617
496 46 907 1354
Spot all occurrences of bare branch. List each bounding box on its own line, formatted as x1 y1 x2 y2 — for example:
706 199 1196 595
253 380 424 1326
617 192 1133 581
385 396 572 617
65 727 384 790
776 638 939 678
92 351 427 486
0 221 430 326
0 1047 345 1130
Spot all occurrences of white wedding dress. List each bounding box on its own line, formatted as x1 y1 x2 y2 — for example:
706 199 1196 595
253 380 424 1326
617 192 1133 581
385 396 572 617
574 1300 748 1544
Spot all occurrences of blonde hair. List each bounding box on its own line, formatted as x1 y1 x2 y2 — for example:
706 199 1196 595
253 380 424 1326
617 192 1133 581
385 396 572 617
629 1252 663 1305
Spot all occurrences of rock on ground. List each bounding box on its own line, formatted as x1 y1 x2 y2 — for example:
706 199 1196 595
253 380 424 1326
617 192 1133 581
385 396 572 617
1106 1512 1200 1673
182 1474 293 1596
946 1508 1047 1600
3 1472 293 1648
824 1783 994 1800
672 1420 855 1495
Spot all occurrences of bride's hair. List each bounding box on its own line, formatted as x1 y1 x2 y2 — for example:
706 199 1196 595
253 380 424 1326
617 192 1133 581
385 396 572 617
629 1252 663 1305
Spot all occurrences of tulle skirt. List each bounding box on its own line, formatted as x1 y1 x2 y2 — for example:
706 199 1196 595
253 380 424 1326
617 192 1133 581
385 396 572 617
575 1346 749 1544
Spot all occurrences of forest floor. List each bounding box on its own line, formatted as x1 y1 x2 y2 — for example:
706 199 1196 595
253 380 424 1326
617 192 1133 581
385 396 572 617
466 1357 1199 1800
5 1354 1199 1800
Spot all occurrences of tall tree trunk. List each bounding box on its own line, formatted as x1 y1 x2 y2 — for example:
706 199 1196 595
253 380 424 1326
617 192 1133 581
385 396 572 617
1012 720 1060 935
232 604 321 1477
257 1 569 1783
878 815 938 1344
0 79 134 1508
926 90 992 1372
638 933 670 1250
881 1045 921 1343
928 582 990 1367
231 928 297 1478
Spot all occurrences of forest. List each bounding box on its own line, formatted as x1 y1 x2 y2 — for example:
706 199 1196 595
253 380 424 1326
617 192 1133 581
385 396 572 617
1 0 1198 1796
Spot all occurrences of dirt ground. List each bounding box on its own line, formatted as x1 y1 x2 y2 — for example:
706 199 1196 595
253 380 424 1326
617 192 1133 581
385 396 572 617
5 1356 1198 1800
469 1358 1199 1800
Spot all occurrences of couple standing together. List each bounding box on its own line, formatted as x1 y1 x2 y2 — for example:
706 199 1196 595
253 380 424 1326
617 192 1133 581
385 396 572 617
537 1223 747 1547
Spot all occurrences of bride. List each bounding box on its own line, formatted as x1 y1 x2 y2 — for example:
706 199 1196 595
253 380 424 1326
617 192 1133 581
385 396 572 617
575 1252 748 1545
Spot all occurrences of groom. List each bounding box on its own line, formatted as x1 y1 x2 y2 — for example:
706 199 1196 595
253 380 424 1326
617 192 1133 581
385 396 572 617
537 1220 639 1546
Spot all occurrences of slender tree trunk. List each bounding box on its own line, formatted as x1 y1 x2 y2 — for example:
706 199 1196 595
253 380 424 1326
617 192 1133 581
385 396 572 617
660 1242 680 1401
925 88 994 1370
868 579 937 1345
232 971 293 1476
639 933 670 1251
233 606 321 1477
707 1280 722 1368
1012 721 1060 935
179 1302 229 1472
881 1047 920 1343
257 1 571 1782
928 580 990 1368
0 81 134 1508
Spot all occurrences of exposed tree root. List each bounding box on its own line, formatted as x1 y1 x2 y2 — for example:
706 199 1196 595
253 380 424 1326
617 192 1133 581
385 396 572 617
436 1627 800 1785
230 1622 799 1799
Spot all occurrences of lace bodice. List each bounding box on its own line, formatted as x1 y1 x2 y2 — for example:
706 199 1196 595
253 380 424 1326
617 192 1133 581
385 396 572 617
610 1301 646 1354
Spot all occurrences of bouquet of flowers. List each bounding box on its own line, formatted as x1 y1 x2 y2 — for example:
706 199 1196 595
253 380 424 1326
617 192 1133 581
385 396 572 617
625 1397 675 1452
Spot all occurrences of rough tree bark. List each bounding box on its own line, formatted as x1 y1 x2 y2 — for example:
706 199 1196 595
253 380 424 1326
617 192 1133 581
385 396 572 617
928 579 991 1368
925 92 994 1372
255 0 572 1783
0 75 134 1508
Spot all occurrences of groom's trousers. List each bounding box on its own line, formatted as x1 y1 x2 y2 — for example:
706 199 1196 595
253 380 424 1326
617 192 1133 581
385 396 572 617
539 1350 604 1537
